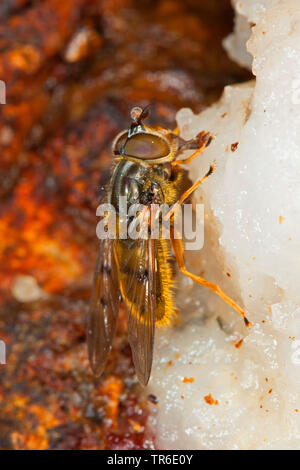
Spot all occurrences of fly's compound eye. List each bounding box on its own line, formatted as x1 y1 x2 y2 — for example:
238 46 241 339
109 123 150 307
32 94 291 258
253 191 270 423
113 132 127 156
123 178 140 203
124 133 170 160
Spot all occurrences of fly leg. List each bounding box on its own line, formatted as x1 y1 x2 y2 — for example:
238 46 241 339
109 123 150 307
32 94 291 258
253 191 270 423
170 227 251 327
164 164 215 222
172 131 213 166
176 164 215 204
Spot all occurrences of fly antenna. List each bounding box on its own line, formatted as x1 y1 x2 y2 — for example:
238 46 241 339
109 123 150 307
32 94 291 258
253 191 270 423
130 105 151 127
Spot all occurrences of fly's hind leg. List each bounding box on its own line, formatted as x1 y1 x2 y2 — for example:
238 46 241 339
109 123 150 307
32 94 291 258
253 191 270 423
170 227 251 328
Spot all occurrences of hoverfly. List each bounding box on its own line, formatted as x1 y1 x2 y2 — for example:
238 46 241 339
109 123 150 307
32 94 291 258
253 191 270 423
88 106 251 386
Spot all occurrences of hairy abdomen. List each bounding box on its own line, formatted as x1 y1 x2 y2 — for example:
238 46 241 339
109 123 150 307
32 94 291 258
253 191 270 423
115 238 176 327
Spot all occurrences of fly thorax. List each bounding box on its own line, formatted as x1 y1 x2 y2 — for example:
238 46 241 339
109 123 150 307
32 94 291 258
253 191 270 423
140 181 163 206
110 160 146 213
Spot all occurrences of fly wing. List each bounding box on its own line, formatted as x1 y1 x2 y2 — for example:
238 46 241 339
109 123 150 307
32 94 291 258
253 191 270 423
116 237 156 386
88 238 121 377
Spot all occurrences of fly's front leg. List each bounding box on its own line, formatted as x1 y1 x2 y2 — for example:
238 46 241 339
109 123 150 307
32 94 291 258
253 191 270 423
170 225 251 328
172 131 213 166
